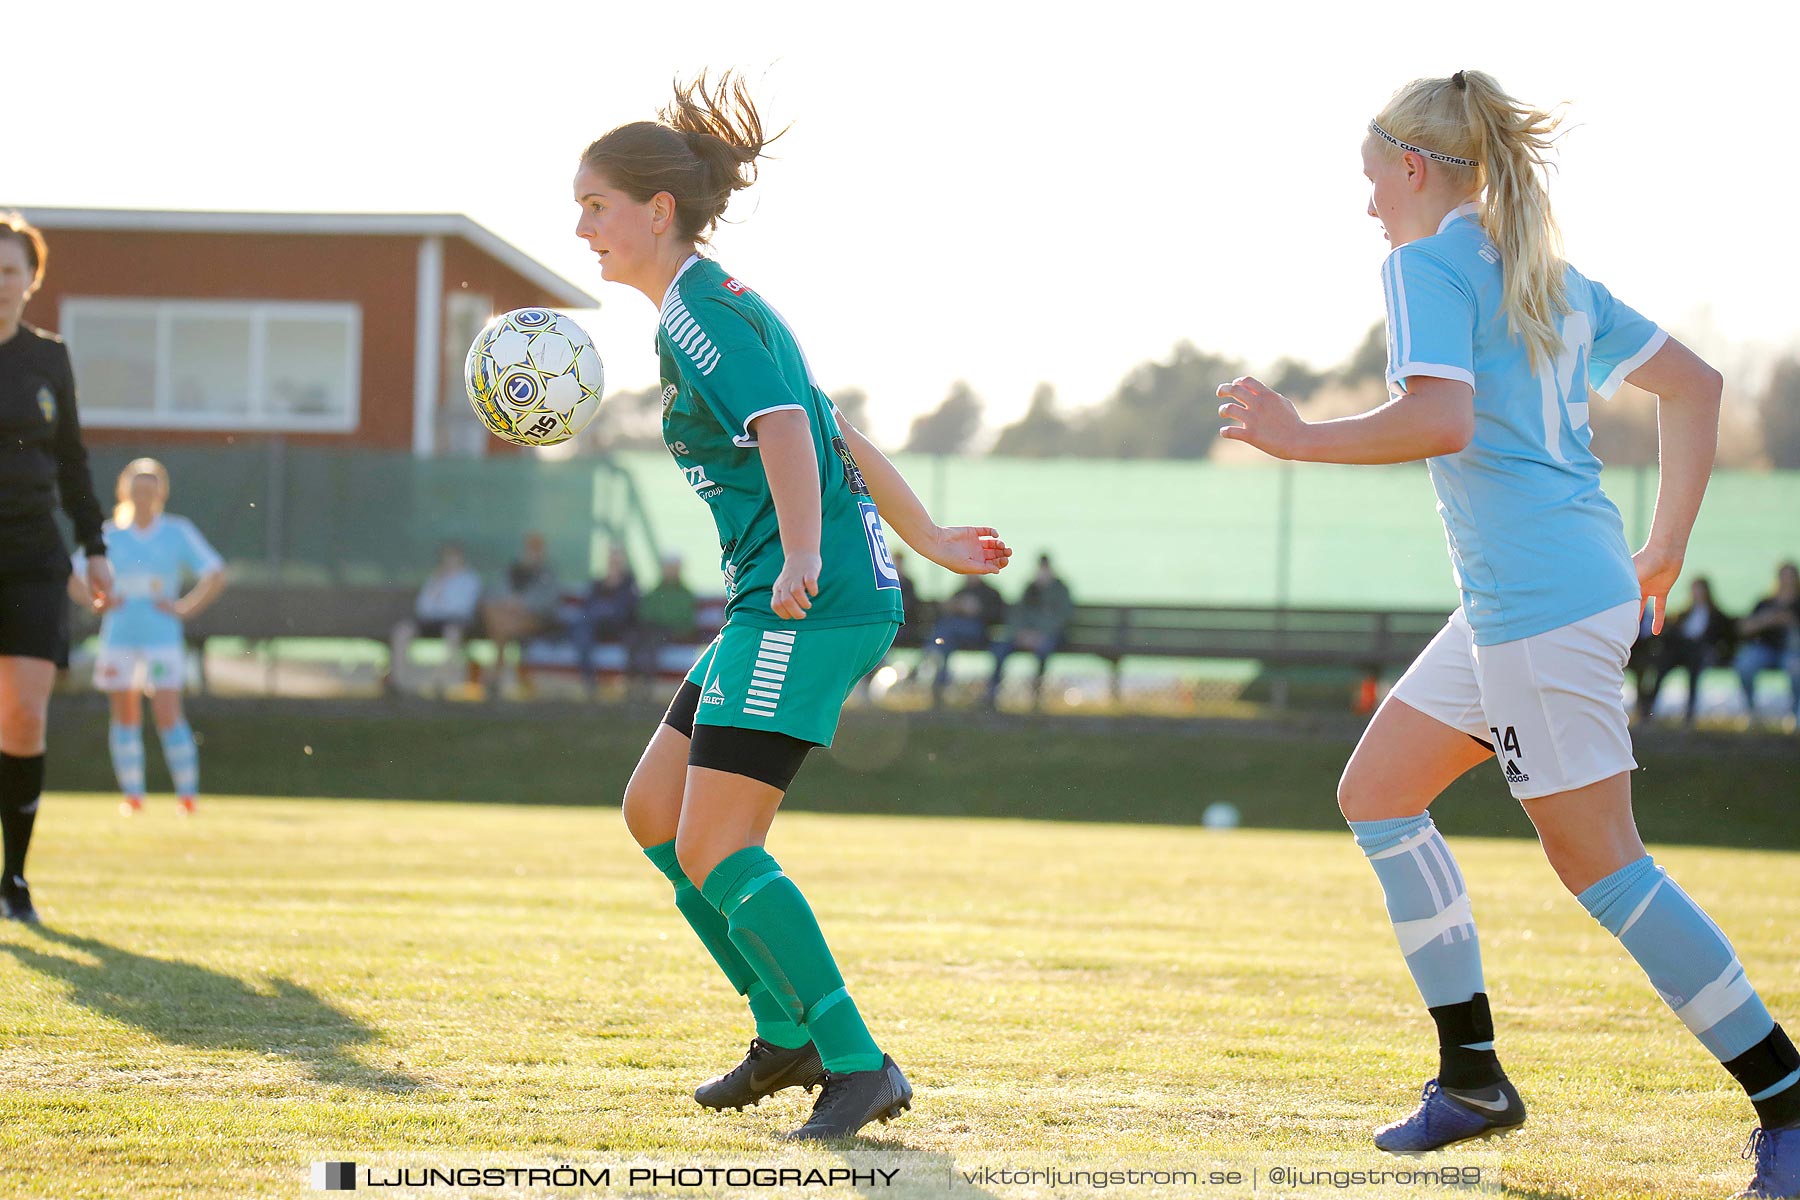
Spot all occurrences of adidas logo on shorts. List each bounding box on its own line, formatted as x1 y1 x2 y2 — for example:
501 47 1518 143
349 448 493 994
1503 759 1530 784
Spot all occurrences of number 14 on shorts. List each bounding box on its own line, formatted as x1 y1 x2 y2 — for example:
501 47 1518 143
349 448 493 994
1490 724 1531 785
1489 725 1523 757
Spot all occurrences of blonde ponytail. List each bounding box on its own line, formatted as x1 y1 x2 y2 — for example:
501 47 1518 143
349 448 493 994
1373 71 1569 370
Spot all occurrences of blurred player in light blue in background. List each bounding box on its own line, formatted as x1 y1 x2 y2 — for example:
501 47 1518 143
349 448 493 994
71 459 225 816
1216 69 1800 1197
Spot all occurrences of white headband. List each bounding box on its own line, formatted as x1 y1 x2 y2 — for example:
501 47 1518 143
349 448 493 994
1368 120 1480 168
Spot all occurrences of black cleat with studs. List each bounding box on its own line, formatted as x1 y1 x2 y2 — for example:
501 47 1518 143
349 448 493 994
784 1054 912 1141
694 1038 826 1111
1 875 38 924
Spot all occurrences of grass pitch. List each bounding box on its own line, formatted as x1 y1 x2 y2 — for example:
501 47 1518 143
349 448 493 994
2 796 1796 1197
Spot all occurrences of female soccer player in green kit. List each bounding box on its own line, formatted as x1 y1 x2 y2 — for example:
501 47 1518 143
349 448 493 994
575 75 1011 1141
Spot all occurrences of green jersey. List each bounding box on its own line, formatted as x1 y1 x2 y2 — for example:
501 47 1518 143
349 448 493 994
657 255 905 631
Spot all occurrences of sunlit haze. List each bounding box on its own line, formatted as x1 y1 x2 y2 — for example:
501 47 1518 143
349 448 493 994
16 0 1797 445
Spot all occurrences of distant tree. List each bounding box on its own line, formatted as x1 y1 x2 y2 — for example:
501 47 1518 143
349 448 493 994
570 384 667 453
1761 354 1800 469
1588 383 1661 467
829 387 871 434
1338 322 1388 386
904 381 984 454
1269 358 1328 404
991 383 1071 457
1083 341 1243 459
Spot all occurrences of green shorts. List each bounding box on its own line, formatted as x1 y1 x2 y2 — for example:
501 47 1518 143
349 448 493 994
686 620 899 747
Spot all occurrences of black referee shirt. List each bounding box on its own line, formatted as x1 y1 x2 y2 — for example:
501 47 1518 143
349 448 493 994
0 323 106 578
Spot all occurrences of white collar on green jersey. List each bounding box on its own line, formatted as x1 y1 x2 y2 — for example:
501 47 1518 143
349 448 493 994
661 253 704 310
1437 201 1483 234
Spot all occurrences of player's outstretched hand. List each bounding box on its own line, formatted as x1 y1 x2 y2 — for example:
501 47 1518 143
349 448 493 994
926 526 1012 576
771 552 821 620
1216 376 1310 461
1633 542 1684 636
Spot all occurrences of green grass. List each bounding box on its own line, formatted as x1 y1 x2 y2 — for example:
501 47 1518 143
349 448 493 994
2 795 1797 1197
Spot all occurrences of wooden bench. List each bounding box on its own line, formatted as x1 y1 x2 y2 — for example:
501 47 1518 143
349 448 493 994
170 585 1452 701
175 583 725 693
912 600 1450 700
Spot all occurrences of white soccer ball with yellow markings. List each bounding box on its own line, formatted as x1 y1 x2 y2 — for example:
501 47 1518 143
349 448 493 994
465 308 604 447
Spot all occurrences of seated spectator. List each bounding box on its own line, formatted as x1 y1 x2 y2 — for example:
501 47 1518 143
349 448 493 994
926 574 1005 701
1733 561 1800 723
567 546 638 693
630 552 697 688
391 542 482 694
890 551 924 649
482 531 561 694
986 554 1074 707
1637 576 1734 724
1627 603 1664 722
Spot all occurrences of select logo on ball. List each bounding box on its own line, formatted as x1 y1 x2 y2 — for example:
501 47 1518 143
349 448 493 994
522 413 561 440
503 372 540 407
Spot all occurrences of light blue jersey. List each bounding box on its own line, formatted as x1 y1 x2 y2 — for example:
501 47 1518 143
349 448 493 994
82 515 224 650
1383 201 1666 645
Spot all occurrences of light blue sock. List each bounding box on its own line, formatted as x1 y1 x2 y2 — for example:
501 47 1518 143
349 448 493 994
108 722 145 798
157 721 199 798
1350 813 1487 1013
1579 855 1776 1066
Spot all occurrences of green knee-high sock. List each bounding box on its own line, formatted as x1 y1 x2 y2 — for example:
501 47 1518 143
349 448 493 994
643 840 808 1049
701 846 883 1074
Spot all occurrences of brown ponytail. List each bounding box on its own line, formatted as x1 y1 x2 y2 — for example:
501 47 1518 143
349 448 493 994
581 72 779 244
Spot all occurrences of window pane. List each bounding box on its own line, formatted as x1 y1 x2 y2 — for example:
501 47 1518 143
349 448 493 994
169 315 252 415
67 312 157 415
442 293 492 455
264 316 353 421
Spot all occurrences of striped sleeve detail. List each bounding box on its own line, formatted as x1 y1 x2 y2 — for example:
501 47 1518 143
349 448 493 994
1594 327 1668 399
1383 252 1407 390
661 294 723 376
1382 248 1477 395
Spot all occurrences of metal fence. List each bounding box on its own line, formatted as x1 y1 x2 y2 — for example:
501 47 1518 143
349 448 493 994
69 443 1800 720
82 442 663 588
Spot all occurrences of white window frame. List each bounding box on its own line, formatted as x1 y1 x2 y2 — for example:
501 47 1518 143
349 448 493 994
63 297 362 433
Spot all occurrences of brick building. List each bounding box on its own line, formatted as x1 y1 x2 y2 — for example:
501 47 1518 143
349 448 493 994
19 208 597 456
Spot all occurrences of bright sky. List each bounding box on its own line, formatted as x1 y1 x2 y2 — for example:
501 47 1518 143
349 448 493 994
16 0 1799 445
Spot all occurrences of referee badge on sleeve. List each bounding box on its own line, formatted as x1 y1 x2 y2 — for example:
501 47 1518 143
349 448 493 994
37 386 56 423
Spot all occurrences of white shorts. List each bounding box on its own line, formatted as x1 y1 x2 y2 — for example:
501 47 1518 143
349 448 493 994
1388 600 1640 800
93 645 188 694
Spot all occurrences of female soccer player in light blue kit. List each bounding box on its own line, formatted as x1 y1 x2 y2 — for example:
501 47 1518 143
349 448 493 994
71 459 225 815
1217 71 1799 1197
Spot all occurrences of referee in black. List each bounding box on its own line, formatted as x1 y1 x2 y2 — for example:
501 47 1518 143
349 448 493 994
0 212 111 923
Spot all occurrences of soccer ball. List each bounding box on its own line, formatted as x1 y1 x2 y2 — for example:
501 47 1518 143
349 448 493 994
1201 802 1240 830
464 308 604 447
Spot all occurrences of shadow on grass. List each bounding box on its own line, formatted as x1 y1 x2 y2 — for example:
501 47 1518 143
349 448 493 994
1 927 422 1093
